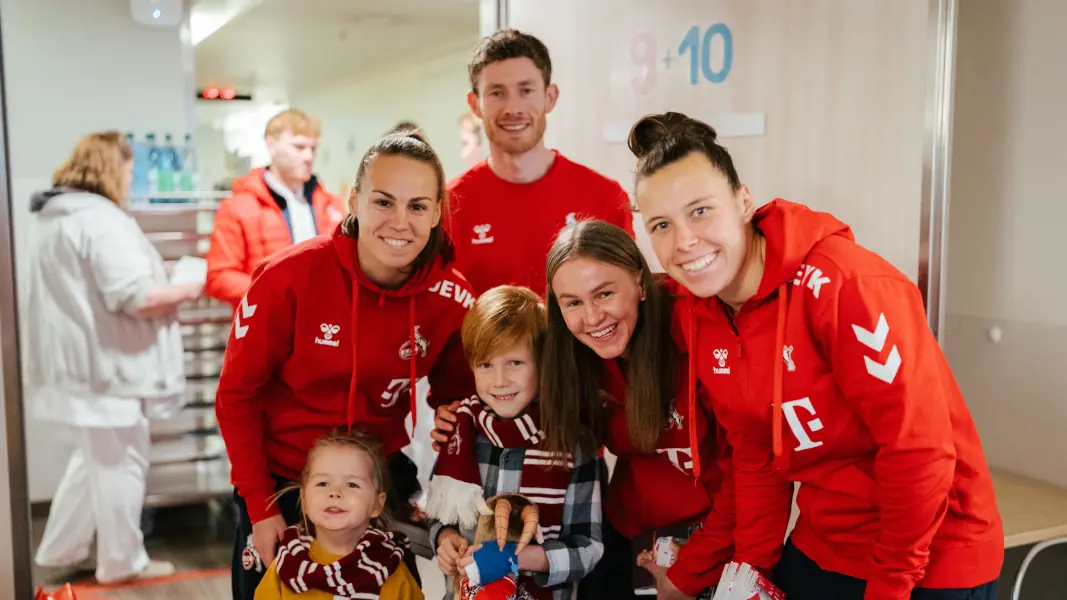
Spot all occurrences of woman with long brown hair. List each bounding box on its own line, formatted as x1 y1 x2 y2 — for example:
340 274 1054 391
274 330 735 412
434 220 734 598
27 131 202 582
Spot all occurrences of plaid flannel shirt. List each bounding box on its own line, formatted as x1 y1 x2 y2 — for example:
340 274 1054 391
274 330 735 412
429 433 606 600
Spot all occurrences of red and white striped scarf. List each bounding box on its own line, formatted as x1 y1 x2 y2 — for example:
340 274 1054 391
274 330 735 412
274 525 406 597
441 396 573 540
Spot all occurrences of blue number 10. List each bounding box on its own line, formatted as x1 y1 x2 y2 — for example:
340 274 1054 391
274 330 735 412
679 23 733 85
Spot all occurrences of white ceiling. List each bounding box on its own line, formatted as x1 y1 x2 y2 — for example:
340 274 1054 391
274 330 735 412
193 0 479 94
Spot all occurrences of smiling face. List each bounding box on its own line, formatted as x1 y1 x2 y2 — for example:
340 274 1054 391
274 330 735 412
638 152 754 299
474 341 539 419
353 153 442 287
302 445 386 536
550 256 642 359
469 57 558 156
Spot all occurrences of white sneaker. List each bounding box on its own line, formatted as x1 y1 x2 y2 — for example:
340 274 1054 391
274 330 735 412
134 560 176 580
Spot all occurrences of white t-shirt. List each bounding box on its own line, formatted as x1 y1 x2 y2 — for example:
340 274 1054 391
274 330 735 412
264 169 318 243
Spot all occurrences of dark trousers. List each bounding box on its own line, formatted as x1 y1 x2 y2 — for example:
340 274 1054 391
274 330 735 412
230 453 423 600
578 517 638 600
775 540 999 600
230 477 302 600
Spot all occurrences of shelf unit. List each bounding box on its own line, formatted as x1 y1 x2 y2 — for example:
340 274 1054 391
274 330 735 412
128 194 233 509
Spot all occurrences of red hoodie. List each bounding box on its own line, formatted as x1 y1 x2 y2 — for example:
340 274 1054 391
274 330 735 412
599 352 735 595
206 169 346 308
446 152 634 295
215 222 476 523
677 200 1003 599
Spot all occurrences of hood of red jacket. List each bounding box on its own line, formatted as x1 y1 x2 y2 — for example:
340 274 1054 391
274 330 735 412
231 167 324 209
330 215 459 298
230 168 275 206
753 199 853 298
686 199 853 318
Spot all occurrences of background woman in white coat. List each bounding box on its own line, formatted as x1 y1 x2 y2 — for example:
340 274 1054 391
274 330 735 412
25 131 203 583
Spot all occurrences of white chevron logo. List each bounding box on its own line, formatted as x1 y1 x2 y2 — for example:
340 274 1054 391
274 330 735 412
851 313 901 384
234 296 258 340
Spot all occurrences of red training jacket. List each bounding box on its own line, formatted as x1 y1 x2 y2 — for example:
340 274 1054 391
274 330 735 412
599 345 735 595
677 200 1003 600
446 151 634 296
205 168 346 308
216 223 476 524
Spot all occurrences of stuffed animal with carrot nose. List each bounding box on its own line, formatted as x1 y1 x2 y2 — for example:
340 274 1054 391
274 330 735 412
458 494 541 600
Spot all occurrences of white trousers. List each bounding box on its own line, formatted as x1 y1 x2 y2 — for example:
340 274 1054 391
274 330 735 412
35 414 151 583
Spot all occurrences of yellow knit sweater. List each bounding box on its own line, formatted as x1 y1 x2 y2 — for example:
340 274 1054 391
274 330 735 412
254 540 424 600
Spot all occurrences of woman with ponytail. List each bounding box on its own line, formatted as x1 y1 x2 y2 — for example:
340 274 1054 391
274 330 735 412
217 130 476 599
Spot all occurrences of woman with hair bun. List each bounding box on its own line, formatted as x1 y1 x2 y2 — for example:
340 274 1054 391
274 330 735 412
626 111 1003 600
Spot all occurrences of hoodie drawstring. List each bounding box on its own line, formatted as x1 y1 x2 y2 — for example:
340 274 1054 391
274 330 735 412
347 285 361 434
686 285 789 474
408 296 417 437
687 305 702 480
772 283 788 459
345 289 418 438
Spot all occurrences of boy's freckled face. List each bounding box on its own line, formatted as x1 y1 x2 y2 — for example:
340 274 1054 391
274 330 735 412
473 342 538 419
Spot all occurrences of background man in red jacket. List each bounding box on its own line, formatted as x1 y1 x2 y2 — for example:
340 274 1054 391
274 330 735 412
205 108 346 308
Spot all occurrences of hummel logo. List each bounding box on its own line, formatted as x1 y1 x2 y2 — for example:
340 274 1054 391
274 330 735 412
315 323 341 347
712 348 731 375
233 296 257 340
851 313 901 384
471 224 494 245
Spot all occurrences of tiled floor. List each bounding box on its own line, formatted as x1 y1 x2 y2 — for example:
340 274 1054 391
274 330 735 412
32 501 447 600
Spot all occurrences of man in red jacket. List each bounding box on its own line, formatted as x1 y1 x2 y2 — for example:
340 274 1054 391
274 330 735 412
447 29 634 296
205 108 346 308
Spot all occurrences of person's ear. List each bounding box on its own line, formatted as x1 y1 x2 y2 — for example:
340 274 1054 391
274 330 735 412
467 91 482 121
739 184 755 224
545 83 559 113
347 188 358 216
371 491 387 519
431 199 442 228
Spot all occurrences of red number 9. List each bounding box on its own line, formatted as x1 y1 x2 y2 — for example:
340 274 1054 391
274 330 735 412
630 31 657 94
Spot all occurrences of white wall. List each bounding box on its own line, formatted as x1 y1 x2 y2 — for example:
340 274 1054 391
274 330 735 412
507 0 929 281
290 37 479 197
0 0 193 501
944 0 1067 488
194 94 289 190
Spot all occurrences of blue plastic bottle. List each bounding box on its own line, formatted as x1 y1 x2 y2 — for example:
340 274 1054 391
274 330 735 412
146 133 160 196
128 132 150 201
179 133 198 193
157 133 180 194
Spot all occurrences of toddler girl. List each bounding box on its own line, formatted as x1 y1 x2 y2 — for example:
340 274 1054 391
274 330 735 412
255 430 424 600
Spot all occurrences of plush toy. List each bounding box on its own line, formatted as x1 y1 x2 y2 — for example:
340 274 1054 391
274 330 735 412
458 494 541 600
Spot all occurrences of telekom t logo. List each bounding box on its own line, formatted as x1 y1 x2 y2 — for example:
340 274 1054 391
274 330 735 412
782 397 824 451
656 447 693 474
